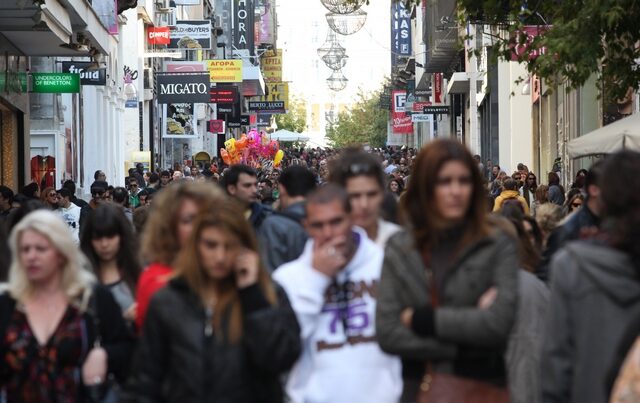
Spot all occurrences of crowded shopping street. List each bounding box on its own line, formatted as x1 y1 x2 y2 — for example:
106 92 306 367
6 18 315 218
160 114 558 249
1 0 640 402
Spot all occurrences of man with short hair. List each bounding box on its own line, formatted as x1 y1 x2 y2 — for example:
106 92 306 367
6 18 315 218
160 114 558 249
493 178 530 214
0 185 14 220
128 177 141 209
258 165 316 272
159 170 171 188
62 180 88 208
273 184 402 403
79 180 109 232
383 157 398 174
56 188 81 243
223 164 271 230
94 170 107 182
330 150 400 247
134 163 146 187
112 186 134 222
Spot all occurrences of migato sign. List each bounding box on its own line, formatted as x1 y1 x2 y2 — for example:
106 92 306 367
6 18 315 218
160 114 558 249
156 73 211 104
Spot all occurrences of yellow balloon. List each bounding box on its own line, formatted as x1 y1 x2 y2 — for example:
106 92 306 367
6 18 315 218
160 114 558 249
224 138 236 154
274 149 284 167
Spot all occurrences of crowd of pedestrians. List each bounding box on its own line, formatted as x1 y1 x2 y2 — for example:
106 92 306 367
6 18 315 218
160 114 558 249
0 140 638 403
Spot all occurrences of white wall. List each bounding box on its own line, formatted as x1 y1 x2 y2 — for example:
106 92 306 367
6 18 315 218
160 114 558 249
497 61 532 174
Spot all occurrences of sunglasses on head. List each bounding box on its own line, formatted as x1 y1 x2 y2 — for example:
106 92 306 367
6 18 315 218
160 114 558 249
48 193 57 197
571 202 582 208
344 163 376 176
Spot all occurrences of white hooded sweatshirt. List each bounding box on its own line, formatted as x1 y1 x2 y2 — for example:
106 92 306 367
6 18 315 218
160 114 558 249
273 227 402 403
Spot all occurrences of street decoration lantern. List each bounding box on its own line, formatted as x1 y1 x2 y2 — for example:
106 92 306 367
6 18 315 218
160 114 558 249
317 29 346 58
326 9 367 36
322 48 349 70
319 0 365 14
327 69 348 92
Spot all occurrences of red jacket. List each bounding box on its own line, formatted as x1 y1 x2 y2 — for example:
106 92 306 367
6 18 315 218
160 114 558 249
135 263 173 331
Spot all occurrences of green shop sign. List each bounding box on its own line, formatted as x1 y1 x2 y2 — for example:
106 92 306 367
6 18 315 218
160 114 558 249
31 73 80 93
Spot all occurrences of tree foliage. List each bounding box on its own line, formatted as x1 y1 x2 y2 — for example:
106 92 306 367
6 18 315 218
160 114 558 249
325 87 389 148
364 0 640 100
275 96 307 133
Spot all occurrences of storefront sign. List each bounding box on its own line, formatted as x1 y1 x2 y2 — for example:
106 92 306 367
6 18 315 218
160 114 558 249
31 73 80 93
169 20 212 50
261 49 282 83
206 59 243 82
218 105 234 114
148 27 171 45
257 114 272 127
61 62 106 86
163 103 199 138
434 73 443 103
412 101 432 113
411 114 433 122
390 1 412 67
253 82 288 113
257 0 275 44
423 105 450 114
210 85 239 103
157 73 210 104
165 61 206 73
391 90 413 134
510 25 549 61
233 0 255 52
207 120 225 133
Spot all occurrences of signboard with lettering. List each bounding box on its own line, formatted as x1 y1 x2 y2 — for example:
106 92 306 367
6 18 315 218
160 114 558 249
261 49 282 83
31 73 80 93
168 20 212 50
147 26 171 45
252 82 288 113
163 103 199 138
233 0 255 53
391 1 412 67
157 73 210 104
392 90 413 133
210 85 239 103
61 62 106 86
423 105 450 114
206 59 243 83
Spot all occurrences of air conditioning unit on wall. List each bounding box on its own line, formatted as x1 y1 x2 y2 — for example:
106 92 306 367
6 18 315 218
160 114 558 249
156 0 176 27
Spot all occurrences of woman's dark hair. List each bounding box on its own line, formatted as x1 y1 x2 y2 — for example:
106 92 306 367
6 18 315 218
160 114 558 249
329 147 385 190
387 178 404 194
523 216 544 252
547 172 565 195
21 183 39 199
403 139 489 251
506 216 541 273
80 203 141 294
599 151 640 270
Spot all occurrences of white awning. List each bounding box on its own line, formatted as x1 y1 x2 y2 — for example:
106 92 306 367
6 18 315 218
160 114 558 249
270 129 310 142
568 114 640 158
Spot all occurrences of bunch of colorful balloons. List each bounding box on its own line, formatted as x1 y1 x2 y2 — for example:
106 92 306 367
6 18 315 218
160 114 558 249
220 129 285 168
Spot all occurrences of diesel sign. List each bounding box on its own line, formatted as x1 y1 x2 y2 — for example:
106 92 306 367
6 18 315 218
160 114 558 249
157 73 210 104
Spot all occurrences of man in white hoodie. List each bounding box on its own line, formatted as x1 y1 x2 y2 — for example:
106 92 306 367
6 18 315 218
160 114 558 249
273 184 402 403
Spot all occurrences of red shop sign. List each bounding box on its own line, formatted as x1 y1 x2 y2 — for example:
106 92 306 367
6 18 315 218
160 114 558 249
147 27 170 45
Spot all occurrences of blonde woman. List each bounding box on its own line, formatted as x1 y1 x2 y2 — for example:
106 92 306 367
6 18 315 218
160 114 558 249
0 210 133 402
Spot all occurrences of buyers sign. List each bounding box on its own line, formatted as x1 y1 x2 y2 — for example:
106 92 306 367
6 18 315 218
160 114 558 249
157 73 210 104
168 20 212 50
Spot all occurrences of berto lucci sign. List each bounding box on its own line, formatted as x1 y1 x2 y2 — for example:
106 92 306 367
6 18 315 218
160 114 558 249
156 73 210 104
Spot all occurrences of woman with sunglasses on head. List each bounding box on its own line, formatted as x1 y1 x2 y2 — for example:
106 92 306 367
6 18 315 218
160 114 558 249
80 203 141 326
0 210 133 402
126 200 301 402
40 186 59 210
135 181 225 331
376 139 518 402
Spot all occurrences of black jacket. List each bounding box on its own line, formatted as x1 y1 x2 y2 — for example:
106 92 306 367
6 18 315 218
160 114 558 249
125 278 301 403
258 202 308 272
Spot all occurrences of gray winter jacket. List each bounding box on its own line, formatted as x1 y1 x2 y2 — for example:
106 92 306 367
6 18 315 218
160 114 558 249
541 242 640 403
376 229 518 379
258 202 307 272
506 271 550 403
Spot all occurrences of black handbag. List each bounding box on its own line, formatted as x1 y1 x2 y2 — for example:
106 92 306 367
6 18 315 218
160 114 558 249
84 291 120 403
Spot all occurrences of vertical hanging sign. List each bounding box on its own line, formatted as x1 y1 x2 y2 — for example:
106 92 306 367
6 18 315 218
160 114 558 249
391 90 413 134
390 1 412 68
233 0 255 54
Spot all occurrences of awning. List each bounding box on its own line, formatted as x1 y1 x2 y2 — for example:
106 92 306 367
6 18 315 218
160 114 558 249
447 72 484 94
568 113 640 158
270 129 310 142
241 62 266 97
